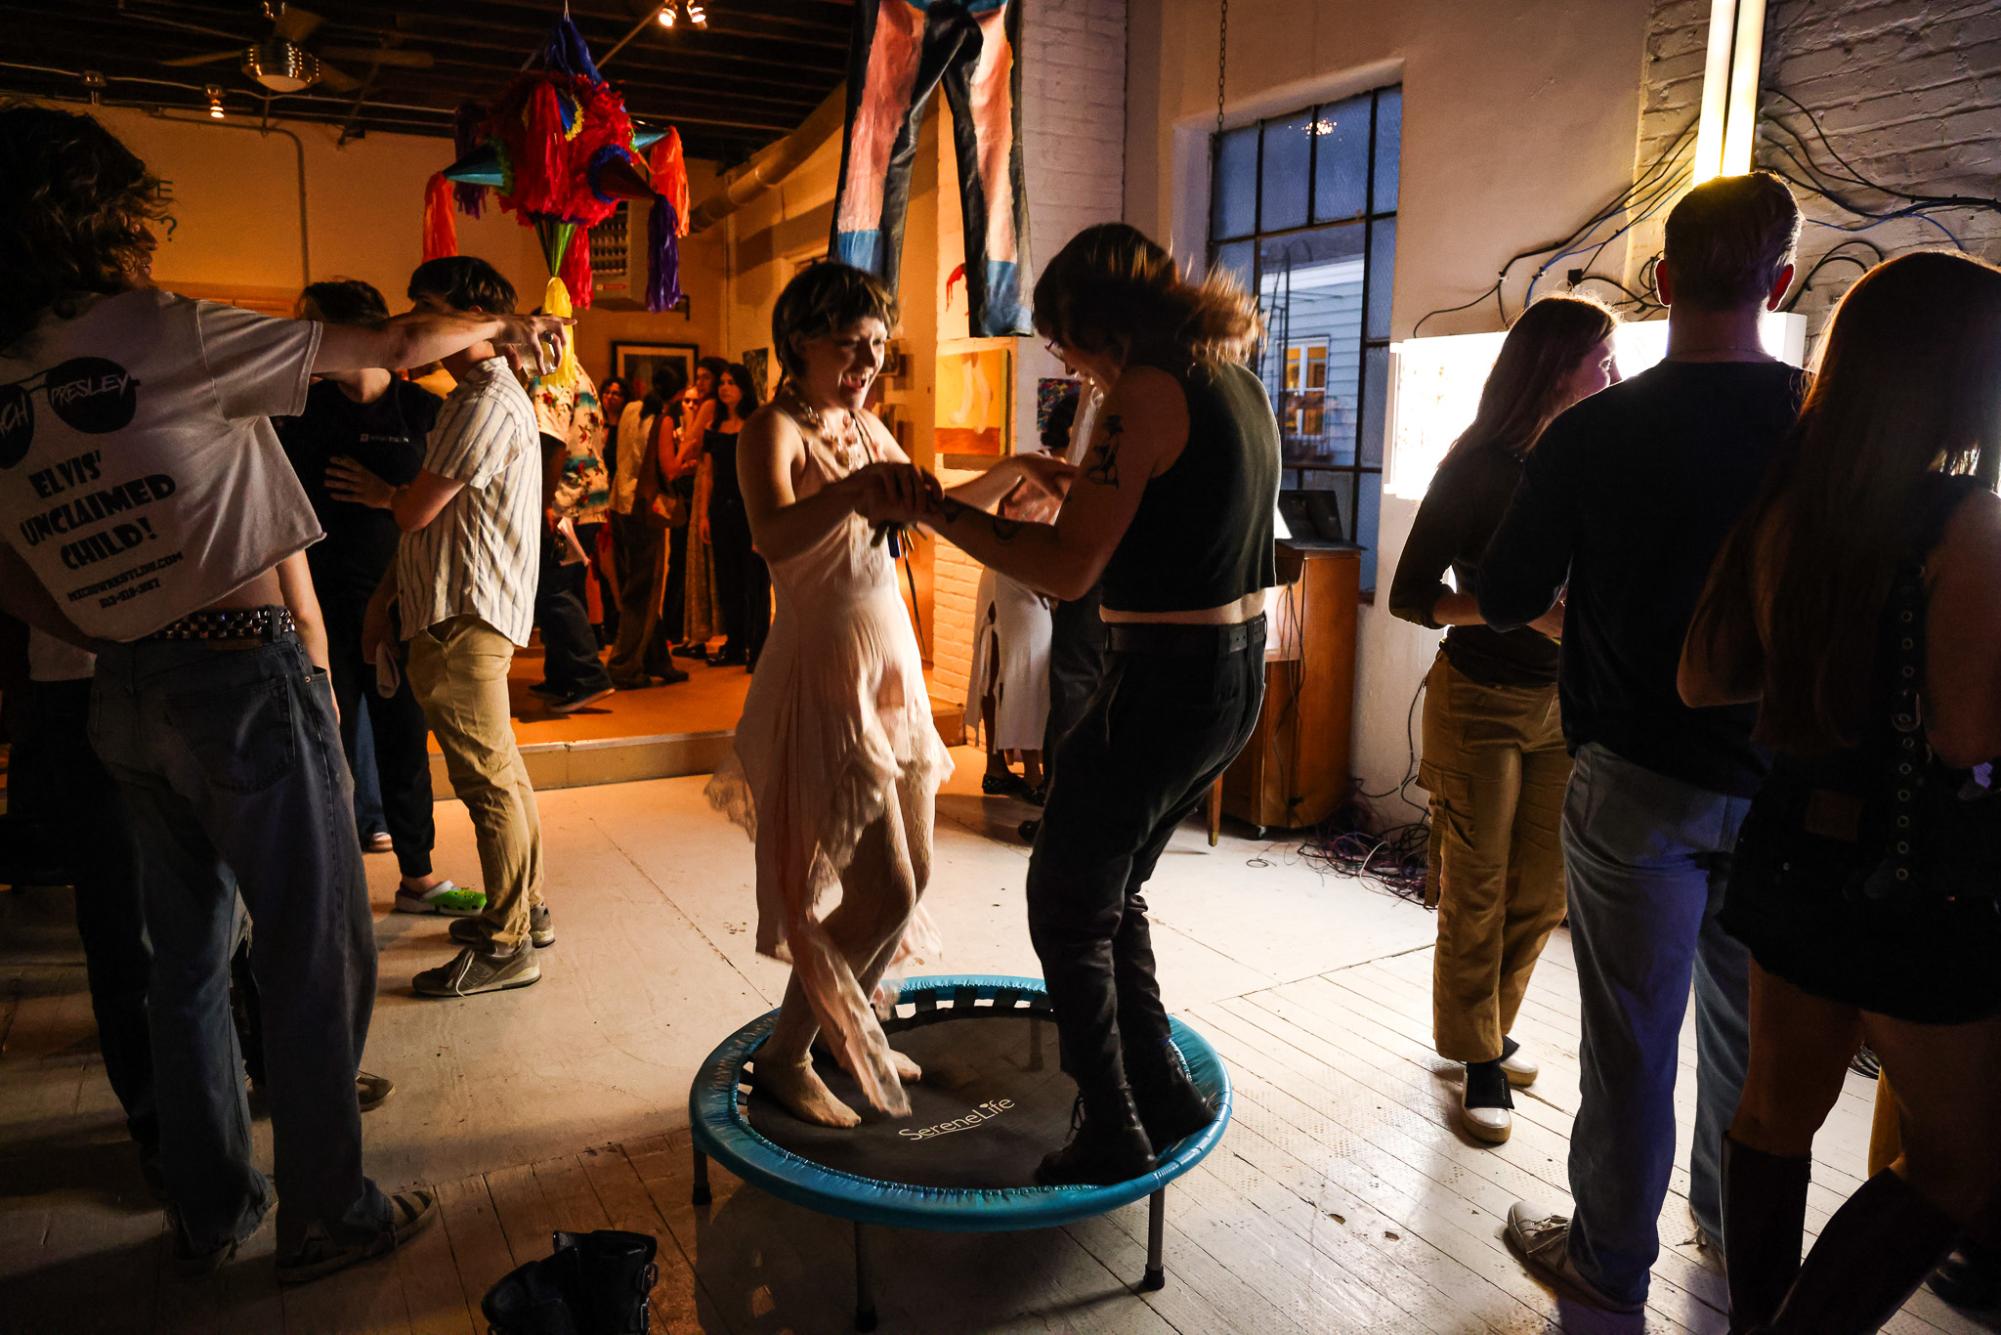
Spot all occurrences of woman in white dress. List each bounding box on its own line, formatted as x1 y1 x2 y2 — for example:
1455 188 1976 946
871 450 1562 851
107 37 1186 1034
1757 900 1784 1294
707 263 1068 1127
965 480 1058 798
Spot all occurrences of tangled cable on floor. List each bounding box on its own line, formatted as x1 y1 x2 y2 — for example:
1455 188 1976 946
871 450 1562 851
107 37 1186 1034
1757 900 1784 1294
1298 791 1431 906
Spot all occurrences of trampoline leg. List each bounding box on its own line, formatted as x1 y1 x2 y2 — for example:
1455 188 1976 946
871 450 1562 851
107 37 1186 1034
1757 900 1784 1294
1141 1188 1167 1291
853 1221 878 1332
692 1148 711 1207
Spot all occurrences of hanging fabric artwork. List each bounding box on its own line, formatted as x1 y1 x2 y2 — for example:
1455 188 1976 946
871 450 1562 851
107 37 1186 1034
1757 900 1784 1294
828 0 1034 338
430 11 687 378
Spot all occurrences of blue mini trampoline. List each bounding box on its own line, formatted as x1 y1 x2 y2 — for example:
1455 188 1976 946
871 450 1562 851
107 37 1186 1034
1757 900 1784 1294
688 974 1231 1330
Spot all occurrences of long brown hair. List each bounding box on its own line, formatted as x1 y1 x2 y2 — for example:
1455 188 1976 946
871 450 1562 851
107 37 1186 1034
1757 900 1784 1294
1447 295 1616 461
1033 222 1262 366
1689 250 2001 752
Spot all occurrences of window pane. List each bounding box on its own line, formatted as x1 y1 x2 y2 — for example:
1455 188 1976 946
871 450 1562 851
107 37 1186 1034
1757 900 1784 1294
1372 87 1402 214
1359 344 1389 466
1254 223 1366 470
1212 239 1255 291
1311 94 1371 222
1211 126 1258 240
1365 217 1397 340
1357 472 1382 589
1260 113 1312 232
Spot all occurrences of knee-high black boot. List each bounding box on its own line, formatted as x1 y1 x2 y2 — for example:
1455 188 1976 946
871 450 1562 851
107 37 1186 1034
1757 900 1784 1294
1765 1170 1960 1334
1721 1134 1811 1333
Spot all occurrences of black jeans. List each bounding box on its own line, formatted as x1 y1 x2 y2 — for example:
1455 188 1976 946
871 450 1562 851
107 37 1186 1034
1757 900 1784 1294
535 525 613 695
90 628 386 1254
14 678 156 1154
324 591 435 879
707 492 769 659
1026 619 1266 1116
1044 583 1107 759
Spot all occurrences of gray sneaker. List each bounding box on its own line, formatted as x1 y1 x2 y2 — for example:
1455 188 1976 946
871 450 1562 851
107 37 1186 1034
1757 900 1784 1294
412 945 542 998
449 902 554 949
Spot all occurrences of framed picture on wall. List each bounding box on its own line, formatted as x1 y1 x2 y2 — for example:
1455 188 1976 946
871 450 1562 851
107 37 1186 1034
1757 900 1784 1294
612 341 700 398
936 344 1011 467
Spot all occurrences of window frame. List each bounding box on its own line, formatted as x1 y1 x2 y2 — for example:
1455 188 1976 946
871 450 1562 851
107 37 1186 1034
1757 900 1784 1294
1210 84 1400 570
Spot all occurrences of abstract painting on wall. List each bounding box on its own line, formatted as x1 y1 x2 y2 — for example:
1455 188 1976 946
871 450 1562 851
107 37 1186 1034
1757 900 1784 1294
936 345 1010 461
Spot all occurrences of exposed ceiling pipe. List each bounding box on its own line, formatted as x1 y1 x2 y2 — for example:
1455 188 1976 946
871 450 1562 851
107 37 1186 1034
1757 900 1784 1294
686 83 846 235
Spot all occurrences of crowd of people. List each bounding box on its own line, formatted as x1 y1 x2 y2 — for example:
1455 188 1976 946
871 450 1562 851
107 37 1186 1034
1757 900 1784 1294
2 99 1997 1335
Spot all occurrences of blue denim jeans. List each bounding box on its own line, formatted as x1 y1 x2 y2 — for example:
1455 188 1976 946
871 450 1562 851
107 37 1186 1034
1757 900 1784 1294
90 626 386 1254
1560 742 1752 1305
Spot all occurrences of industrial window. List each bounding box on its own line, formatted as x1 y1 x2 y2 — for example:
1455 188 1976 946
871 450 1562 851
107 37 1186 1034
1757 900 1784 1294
1211 85 1400 585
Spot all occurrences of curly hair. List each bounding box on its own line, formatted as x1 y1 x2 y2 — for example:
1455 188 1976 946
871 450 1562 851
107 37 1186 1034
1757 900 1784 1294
0 103 174 349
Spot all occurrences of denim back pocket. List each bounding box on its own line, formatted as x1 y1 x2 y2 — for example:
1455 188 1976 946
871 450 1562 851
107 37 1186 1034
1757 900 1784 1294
164 675 299 794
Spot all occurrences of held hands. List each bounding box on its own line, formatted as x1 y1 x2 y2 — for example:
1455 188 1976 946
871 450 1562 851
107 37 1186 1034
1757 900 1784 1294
852 463 943 526
326 457 396 509
1011 452 1077 502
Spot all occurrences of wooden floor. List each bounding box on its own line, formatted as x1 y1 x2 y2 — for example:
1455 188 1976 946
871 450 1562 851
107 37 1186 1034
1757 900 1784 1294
2 764 1995 1334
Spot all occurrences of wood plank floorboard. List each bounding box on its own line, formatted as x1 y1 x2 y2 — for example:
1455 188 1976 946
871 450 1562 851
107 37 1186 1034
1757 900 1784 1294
4 770 1986 1333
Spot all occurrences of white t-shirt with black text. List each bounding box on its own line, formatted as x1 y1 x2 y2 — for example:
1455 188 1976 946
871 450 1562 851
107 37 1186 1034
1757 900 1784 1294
0 289 323 640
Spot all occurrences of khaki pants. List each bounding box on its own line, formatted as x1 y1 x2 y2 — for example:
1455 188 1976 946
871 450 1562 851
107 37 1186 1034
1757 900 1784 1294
1419 653 1570 1063
406 616 545 953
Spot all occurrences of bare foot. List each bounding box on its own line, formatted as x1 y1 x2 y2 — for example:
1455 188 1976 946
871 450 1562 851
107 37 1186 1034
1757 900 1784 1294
815 1040 923 1087
759 1059 861 1128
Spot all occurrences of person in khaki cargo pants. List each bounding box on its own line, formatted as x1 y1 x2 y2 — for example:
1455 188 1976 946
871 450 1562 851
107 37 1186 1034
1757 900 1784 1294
356 256 554 997
1388 295 1622 1146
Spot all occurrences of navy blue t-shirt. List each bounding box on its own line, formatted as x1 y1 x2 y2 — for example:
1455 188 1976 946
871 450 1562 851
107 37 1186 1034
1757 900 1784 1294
1478 359 1808 797
277 378 440 605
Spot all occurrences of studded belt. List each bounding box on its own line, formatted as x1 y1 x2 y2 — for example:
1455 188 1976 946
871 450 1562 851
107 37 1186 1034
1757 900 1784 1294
144 606 297 643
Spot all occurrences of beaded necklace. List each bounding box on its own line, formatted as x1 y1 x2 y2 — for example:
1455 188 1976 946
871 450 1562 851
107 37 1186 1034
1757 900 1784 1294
780 381 869 473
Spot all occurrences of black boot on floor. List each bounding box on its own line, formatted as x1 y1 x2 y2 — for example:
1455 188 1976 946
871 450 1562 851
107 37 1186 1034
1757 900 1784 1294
1765 1170 1961 1334
1126 1038 1216 1156
1721 1133 1811 1334
1930 1239 2001 1312
1037 1087 1158 1187
481 1253 583 1335
552 1229 659 1334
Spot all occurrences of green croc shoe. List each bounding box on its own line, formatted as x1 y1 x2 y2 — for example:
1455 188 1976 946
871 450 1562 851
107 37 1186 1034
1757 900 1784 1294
393 880 487 917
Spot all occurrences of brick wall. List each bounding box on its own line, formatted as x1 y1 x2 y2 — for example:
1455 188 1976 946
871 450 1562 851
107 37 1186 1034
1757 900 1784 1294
1632 0 2001 341
929 0 1128 716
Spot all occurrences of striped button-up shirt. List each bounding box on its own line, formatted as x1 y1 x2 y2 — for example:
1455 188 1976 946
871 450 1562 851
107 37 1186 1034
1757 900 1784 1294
396 357 542 646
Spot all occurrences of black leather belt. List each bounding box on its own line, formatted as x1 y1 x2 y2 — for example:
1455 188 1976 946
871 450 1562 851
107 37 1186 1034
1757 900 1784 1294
1106 615 1266 657
144 606 297 643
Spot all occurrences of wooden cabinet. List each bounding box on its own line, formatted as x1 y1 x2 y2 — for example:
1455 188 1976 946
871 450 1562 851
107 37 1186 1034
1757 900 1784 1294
1217 542 1361 834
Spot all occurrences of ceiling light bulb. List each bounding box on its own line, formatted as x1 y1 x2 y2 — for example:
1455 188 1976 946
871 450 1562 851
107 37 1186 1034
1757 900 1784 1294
658 4 676 25
686 2 708 26
206 85 226 119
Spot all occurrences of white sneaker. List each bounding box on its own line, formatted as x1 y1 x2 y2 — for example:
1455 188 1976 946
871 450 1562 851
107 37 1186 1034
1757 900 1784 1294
1461 1089 1513 1144
1499 1036 1539 1089
1504 1203 1644 1314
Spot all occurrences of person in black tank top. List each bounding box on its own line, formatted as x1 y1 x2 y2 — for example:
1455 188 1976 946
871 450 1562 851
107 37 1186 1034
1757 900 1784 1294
703 363 770 668
1679 252 2001 1333
863 223 1280 1186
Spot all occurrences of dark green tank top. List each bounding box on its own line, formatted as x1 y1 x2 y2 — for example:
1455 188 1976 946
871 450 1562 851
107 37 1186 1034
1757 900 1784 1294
1100 358 1281 613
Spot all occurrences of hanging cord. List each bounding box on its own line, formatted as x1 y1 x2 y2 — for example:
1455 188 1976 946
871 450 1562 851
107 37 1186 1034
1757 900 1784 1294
1215 0 1229 141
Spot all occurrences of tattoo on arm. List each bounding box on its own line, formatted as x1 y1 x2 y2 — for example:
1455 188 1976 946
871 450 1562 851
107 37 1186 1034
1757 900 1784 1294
1084 415 1125 487
937 495 1022 542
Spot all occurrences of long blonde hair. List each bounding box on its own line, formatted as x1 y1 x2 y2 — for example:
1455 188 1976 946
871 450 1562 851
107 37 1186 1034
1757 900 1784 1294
1033 222 1262 365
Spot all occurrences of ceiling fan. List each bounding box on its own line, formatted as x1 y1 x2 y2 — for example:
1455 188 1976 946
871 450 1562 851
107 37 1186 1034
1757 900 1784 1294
157 2 433 94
